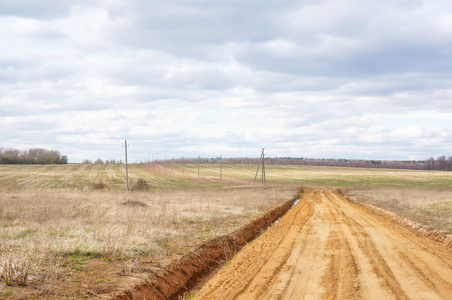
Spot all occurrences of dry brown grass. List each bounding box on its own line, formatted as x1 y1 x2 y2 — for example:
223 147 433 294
348 188 452 235
0 254 30 286
0 186 296 298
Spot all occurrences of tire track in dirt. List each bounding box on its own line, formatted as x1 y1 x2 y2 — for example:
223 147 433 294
327 192 452 299
195 189 452 300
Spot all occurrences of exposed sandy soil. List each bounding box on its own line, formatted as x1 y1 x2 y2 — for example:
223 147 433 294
195 189 452 299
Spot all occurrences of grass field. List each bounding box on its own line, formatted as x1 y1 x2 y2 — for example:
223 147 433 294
1 163 452 191
0 163 451 298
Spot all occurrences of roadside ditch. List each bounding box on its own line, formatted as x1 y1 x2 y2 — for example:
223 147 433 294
105 189 303 300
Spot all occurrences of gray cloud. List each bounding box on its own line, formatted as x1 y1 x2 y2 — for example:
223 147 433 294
0 0 451 162
0 0 102 19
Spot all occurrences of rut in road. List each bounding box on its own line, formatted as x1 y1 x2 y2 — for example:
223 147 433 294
195 189 452 300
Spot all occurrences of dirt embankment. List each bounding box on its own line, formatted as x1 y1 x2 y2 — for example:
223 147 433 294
107 192 300 300
195 189 452 299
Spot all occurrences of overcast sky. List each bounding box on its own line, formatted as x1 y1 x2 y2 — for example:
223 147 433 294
1 0 451 162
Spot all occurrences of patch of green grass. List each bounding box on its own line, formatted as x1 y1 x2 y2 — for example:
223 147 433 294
185 291 200 300
71 264 86 271
65 251 103 264
14 228 38 239
51 227 70 237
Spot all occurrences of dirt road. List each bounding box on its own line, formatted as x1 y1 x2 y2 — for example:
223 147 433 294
195 189 452 299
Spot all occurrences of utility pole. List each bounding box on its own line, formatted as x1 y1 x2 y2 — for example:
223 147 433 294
262 148 266 185
124 139 129 192
254 148 266 186
220 155 222 181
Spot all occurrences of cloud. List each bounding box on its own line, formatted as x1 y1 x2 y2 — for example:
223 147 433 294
0 0 76 19
0 0 451 162
234 1 452 76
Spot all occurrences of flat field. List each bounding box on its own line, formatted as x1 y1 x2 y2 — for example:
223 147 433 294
0 163 451 299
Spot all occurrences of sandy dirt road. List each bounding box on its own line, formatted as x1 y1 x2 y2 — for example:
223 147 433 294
195 189 452 300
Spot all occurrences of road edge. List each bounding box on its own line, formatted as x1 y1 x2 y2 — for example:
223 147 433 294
338 189 452 248
105 189 302 300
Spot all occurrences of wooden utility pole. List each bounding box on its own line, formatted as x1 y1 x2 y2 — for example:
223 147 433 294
262 148 266 185
220 155 222 181
254 148 266 186
124 139 129 192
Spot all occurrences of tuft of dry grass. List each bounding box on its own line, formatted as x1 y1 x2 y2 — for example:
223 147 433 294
0 254 30 286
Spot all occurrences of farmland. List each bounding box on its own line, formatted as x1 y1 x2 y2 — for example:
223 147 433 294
0 163 451 299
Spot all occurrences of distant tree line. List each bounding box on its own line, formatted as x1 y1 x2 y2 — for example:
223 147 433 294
0 147 68 164
81 155 452 171
265 156 452 171
82 158 123 164
425 155 452 171
147 156 452 171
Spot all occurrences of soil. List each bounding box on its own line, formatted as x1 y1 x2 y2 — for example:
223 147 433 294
195 189 452 299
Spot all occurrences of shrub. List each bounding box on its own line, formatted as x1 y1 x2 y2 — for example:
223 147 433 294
132 178 149 191
92 182 107 190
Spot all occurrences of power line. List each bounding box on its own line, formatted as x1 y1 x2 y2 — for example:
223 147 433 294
253 148 266 186
123 139 129 192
